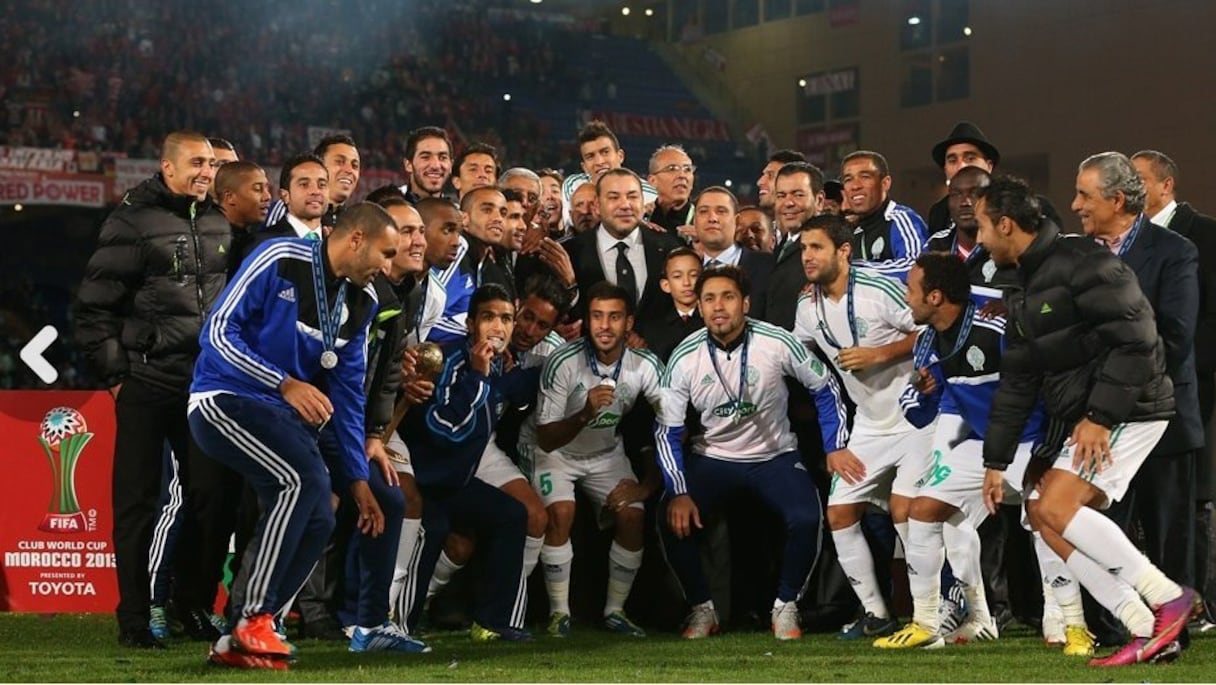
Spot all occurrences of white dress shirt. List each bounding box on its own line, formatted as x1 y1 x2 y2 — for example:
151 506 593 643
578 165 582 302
703 243 742 268
595 225 647 302
286 213 321 239
1150 200 1178 228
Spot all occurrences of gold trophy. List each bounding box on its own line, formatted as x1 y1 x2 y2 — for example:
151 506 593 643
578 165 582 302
382 342 445 449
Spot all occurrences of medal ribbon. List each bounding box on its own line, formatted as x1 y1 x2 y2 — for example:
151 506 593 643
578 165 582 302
311 239 347 367
707 324 750 419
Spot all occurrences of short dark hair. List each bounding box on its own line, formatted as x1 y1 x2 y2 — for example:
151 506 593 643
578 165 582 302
214 161 262 199
279 153 327 189
208 137 236 153
577 120 620 151
768 149 806 165
694 186 739 214
695 264 750 298
332 201 395 238
775 161 826 194
595 167 644 197
585 281 635 317
469 283 515 319
415 196 460 224
501 187 524 204
915 252 971 305
1131 149 1179 185
977 175 1043 234
456 142 499 173
802 213 853 248
520 274 571 317
664 246 701 275
405 126 452 160
313 133 358 158
841 150 890 178
364 184 408 206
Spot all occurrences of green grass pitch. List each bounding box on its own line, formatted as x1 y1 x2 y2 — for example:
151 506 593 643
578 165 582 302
0 614 1212 682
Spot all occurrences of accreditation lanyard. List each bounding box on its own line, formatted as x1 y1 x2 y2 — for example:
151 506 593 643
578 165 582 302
707 325 750 422
912 301 976 370
585 339 624 384
1116 215 1145 257
311 239 347 370
815 269 858 351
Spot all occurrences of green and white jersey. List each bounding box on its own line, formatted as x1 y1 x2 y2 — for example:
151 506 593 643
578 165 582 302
793 267 921 434
514 331 566 450
534 339 664 459
658 319 839 463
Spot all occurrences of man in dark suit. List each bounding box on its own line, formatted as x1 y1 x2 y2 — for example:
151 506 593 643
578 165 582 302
765 162 824 331
693 186 776 321
564 168 681 344
1133 150 1216 626
1074 152 1202 592
245 153 329 262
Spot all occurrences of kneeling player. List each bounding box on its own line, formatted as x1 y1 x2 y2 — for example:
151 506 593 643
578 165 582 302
532 283 663 637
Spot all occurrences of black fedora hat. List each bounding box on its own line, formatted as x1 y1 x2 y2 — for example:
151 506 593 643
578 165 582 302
931 121 1000 168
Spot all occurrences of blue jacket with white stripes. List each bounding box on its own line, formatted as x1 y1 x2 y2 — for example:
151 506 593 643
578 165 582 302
191 238 378 483
850 198 929 283
898 298 1045 445
403 342 540 491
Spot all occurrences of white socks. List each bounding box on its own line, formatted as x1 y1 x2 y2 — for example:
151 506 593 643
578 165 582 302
389 518 424 622
426 550 464 600
1060 506 1181 607
1064 548 1154 638
524 535 544 579
943 514 991 623
905 519 944 631
832 522 889 618
541 541 574 616
605 541 643 616
1035 531 1084 626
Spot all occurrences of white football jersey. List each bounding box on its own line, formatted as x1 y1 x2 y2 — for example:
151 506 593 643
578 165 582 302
535 340 664 459
794 267 921 434
658 319 840 464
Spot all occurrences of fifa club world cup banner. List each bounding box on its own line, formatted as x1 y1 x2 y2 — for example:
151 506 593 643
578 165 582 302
0 391 118 612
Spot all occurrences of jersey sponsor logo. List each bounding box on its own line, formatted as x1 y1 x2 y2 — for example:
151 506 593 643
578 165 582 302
586 411 622 429
277 287 296 303
710 400 758 419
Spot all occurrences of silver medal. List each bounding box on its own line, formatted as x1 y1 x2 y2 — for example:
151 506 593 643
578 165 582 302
599 378 616 389
320 350 338 369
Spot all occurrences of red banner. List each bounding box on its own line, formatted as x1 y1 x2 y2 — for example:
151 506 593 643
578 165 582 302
0 391 118 612
590 110 732 142
0 171 110 208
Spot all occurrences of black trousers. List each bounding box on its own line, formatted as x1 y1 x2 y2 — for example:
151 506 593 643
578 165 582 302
111 376 194 632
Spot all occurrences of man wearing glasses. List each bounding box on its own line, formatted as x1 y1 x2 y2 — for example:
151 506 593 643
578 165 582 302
646 144 697 241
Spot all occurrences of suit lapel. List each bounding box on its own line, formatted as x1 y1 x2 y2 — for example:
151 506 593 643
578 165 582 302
639 230 667 309
580 232 607 284
1121 221 1154 273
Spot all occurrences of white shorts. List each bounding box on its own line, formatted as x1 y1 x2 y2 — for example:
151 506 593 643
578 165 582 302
384 432 415 477
1049 420 1168 508
829 421 936 509
527 444 642 527
475 436 527 489
915 414 1033 528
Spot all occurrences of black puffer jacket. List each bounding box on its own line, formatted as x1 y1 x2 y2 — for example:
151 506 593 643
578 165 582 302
983 222 1174 469
74 174 231 390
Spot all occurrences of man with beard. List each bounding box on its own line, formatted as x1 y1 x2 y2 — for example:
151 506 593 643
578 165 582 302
656 266 844 640
399 126 453 204
533 283 662 638
976 175 1196 666
190 203 398 669
792 214 926 641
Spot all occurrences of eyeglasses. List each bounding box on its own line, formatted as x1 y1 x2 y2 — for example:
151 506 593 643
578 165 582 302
655 164 696 175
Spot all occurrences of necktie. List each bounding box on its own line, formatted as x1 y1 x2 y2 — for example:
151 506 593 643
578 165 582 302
305 230 320 241
614 242 638 304
680 313 690 323
705 258 722 269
